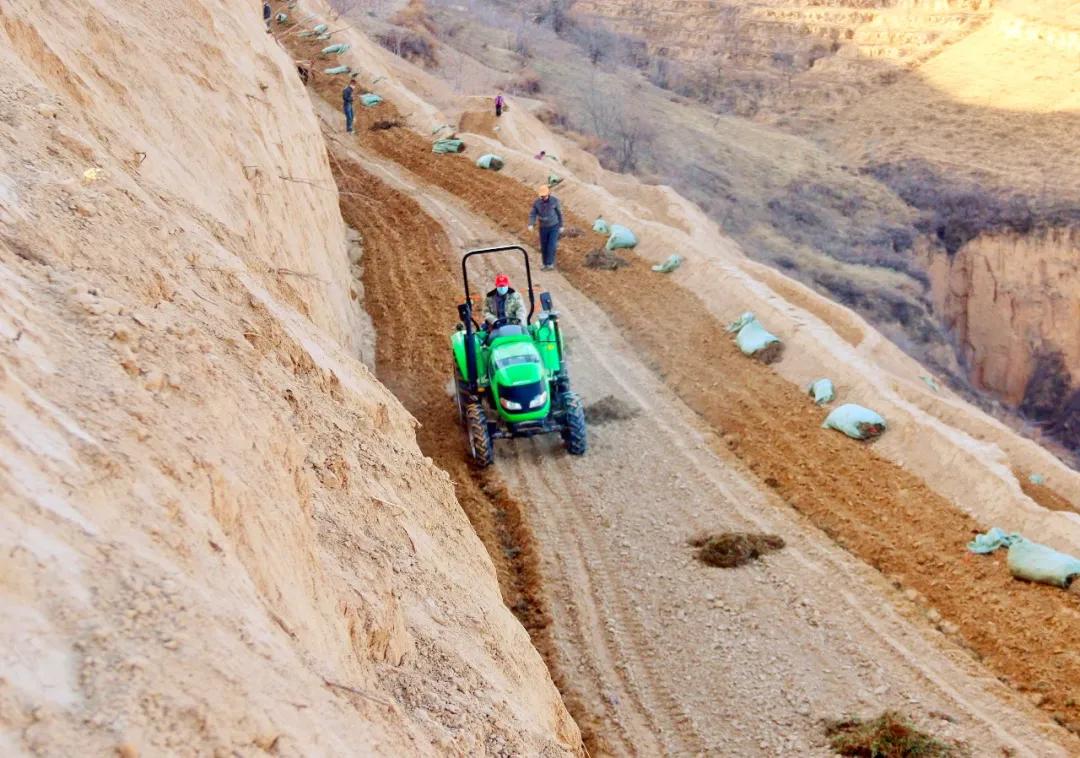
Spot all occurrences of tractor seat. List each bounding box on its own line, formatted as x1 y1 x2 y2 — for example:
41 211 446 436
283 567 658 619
489 324 528 340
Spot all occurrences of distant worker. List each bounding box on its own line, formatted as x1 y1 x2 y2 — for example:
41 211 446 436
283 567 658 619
495 93 506 118
343 76 356 134
534 150 546 160
263 1 272 32
484 274 525 327
528 185 563 271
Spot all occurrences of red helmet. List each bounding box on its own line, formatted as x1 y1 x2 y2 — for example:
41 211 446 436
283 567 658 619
494 273 509 287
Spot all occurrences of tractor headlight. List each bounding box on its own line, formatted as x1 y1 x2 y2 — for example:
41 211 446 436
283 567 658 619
500 397 523 411
528 391 548 409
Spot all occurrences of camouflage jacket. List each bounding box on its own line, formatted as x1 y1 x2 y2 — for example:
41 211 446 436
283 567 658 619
484 288 525 325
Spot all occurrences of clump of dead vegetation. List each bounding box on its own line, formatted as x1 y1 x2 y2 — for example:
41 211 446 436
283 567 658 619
370 117 406 131
688 532 785 568
825 712 957 757
584 248 629 270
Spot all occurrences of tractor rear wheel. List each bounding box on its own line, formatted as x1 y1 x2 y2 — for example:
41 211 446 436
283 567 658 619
465 401 494 467
562 393 587 456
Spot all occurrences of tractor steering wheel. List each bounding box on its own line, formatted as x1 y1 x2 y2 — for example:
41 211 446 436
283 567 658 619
487 317 522 330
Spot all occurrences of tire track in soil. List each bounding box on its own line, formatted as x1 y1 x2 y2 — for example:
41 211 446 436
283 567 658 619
281 49 1080 735
327 150 608 756
521 451 710 755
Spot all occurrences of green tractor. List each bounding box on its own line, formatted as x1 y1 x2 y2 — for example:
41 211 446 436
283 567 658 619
450 245 587 466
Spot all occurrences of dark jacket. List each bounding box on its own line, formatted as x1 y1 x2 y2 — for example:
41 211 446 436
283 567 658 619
529 196 563 229
263 3 271 20
342 84 354 106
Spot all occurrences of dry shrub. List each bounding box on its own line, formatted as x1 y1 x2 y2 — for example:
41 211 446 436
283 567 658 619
510 69 542 96
826 712 956 757
688 532 785 568
561 226 583 238
535 105 569 130
391 0 438 36
377 1 439 68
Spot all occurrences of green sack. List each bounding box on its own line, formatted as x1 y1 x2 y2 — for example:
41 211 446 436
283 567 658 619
726 312 781 359
605 224 637 250
1029 473 1046 485
651 254 682 273
822 404 886 440
476 153 504 170
547 173 563 186
313 23 328 34
969 528 1080 588
322 43 350 56
592 217 609 234
807 378 835 405
275 13 288 23
360 93 383 107
323 65 351 75
433 138 465 154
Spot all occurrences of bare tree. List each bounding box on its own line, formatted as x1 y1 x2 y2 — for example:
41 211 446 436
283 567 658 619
609 115 655 172
582 75 655 173
576 23 616 66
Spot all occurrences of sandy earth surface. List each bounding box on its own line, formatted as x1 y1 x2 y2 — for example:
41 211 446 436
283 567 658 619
310 86 1079 753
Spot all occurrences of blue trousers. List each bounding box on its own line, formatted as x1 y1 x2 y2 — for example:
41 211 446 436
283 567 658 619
539 225 559 267
344 103 355 133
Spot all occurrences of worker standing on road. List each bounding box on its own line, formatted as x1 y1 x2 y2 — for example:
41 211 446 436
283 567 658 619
483 274 525 327
343 76 356 134
528 185 563 271
495 93 506 118
263 1 272 32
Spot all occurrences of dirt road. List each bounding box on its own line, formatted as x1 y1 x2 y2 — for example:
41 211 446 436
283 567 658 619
318 119 1071 754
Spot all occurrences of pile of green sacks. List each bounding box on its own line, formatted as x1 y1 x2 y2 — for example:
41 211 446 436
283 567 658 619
605 224 637 251
476 154 504 171
433 138 465 154
807 378 835 405
969 528 1080 588
822 404 886 439
726 312 781 359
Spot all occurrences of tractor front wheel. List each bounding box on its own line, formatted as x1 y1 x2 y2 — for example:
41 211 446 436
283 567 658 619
465 401 494 467
562 393 587 456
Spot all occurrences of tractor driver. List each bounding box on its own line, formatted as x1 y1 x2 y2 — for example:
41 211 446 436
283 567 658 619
483 273 525 332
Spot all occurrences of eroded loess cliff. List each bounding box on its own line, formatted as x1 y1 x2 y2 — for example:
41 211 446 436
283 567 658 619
926 228 1080 447
0 0 576 754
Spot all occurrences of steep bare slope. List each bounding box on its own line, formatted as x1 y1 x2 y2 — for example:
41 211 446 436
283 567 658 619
0 1 577 754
